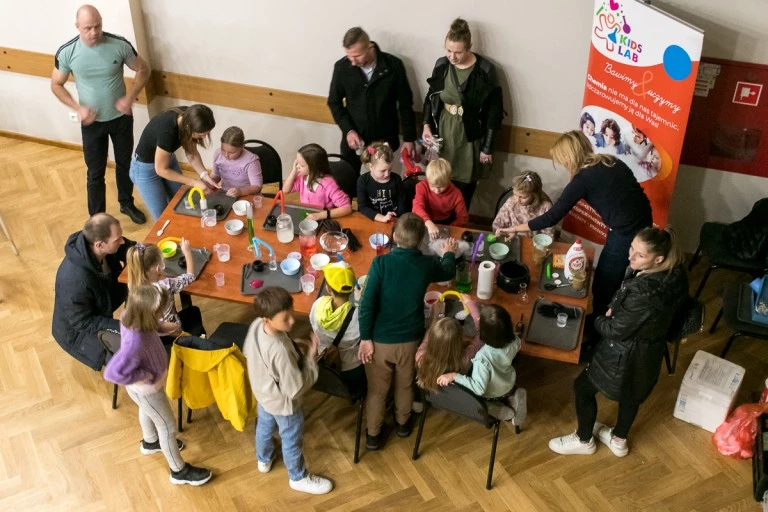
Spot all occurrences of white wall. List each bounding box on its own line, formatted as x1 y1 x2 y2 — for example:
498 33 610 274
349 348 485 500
1 0 767 252
0 0 149 150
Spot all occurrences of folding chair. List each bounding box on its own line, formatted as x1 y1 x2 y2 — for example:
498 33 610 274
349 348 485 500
312 364 366 463
412 383 521 490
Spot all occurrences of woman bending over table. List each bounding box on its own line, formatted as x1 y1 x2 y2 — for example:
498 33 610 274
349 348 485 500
548 227 688 458
504 130 652 318
130 104 220 220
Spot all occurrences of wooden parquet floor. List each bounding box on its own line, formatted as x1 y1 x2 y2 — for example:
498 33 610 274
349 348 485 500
0 135 764 511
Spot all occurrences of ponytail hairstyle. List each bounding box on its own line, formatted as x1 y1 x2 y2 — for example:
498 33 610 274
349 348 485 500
511 170 546 208
634 226 683 274
121 284 162 333
550 130 615 176
359 141 394 169
417 318 465 391
173 104 215 152
220 126 245 147
126 243 163 291
446 18 472 51
298 143 332 190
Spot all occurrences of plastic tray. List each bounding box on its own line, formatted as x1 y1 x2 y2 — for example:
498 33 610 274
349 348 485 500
240 261 302 295
163 247 211 279
262 204 322 234
536 253 589 299
525 298 583 351
173 191 237 221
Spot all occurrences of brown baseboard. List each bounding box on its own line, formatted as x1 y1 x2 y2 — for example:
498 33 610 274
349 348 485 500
0 130 83 153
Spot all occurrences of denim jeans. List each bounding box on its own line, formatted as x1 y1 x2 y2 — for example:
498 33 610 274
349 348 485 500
592 229 636 317
129 154 182 221
256 404 307 481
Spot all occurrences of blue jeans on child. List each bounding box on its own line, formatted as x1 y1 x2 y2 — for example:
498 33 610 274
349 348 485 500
256 404 307 481
129 154 183 221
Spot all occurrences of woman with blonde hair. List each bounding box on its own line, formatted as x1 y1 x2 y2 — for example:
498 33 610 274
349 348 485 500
549 227 687 458
505 130 652 319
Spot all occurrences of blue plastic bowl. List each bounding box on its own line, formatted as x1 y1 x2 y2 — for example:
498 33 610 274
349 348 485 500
280 258 301 276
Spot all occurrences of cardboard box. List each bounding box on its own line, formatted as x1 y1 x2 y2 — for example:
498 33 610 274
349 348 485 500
673 350 745 432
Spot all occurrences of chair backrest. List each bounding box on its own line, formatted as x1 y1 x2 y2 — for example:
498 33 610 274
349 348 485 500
495 187 514 216
208 322 250 351
424 383 494 427
244 139 283 191
667 295 705 341
327 153 358 200
402 171 425 214
313 364 363 401
178 306 206 337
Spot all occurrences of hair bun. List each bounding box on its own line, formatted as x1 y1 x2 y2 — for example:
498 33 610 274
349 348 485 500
450 18 469 32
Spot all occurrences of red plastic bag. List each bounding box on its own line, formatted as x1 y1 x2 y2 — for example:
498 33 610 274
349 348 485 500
713 402 768 459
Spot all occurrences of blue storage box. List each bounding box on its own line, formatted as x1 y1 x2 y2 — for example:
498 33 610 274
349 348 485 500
749 276 768 325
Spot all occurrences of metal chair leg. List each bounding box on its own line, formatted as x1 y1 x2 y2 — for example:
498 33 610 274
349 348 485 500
177 398 184 433
720 332 741 359
412 404 428 460
112 384 119 409
671 338 680 375
187 408 193 424
487 421 501 490
354 399 364 464
694 266 714 299
663 344 673 375
688 245 701 271
710 307 724 333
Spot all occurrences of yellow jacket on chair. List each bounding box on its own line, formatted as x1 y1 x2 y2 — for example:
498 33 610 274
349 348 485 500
166 337 256 432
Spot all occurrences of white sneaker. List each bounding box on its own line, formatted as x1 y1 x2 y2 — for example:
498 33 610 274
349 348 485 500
509 388 527 427
593 423 629 457
548 432 596 455
289 473 333 494
257 457 274 473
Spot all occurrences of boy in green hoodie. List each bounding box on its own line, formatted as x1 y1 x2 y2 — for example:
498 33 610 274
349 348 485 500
358 213 457 450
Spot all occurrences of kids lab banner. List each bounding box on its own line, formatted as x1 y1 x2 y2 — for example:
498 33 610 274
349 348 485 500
563 0 703 244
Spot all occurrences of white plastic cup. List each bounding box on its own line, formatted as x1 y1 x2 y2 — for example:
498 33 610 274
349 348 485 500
252 195 263 209
300 274 315 295
214 272 225 287
213 243 230 262
557 312 568 328
201 209 217 227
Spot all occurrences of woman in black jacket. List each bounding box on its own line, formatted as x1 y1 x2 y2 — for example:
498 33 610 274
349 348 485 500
549 227 688 457
421 18 503 209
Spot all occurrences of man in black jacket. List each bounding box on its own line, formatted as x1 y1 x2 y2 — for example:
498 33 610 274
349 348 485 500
328 27 417 168
52 213 134 370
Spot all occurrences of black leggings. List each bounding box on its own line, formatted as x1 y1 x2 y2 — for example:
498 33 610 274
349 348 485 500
574 370 640 442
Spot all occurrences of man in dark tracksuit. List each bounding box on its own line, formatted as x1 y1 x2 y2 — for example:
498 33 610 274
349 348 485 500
52 213 134 370
327 27 417 169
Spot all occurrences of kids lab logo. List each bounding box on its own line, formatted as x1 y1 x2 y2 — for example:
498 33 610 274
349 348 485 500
593 0 643 63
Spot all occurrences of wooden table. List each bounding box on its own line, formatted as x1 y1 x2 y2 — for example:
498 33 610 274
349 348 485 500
126 187 593 364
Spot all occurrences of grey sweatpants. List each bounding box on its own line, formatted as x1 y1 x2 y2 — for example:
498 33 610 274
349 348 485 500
126 387 185 471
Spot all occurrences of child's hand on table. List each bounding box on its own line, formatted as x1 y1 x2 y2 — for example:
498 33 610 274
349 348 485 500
425 220 440 240
225 187 240 198
441 237 458 255
437 372 456 386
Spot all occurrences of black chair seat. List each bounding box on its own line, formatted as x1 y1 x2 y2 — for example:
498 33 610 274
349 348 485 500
402 171 424 214
713 283 768 358
699 223 767 271
208 322 250 351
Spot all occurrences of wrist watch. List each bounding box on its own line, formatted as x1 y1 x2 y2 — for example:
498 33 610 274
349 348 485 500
325 209 331 220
